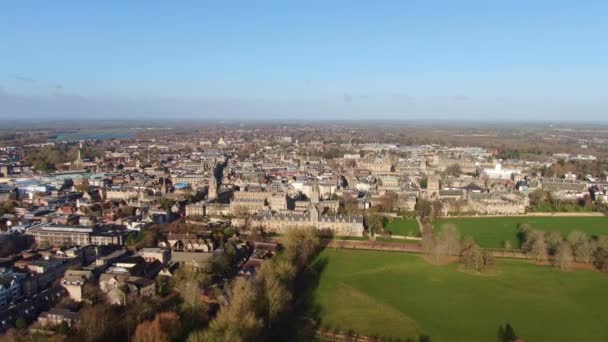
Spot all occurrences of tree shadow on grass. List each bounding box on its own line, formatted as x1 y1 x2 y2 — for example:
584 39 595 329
284 239 433 342
274 242 330 341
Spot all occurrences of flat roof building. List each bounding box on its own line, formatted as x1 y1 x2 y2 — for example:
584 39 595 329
26 224 129 247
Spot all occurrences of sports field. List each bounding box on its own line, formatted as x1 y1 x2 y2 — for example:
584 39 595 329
384 218 420 236
435 216 608 248
314 249 608 342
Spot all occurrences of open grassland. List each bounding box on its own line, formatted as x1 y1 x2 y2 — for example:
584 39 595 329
314 249 608 342
384 218 420 236
435 216 608 248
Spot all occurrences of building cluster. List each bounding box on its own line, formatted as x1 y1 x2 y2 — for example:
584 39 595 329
0 125 607 332
2 131 606 237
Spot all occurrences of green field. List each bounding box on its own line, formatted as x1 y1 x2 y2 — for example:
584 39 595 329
375 236 420 244
435 216 608 249
384 218 420 236
330 236 368 241
313 249 608 342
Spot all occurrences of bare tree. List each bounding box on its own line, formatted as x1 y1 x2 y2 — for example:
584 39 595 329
597 235 608 251
444 163 462 177
364 213 385 236
567 230 588 248
567 231 595 263
204 278 263 341
438 223 461 256
283 226 320 269
545 231 563 254
257 261 292 328
421 225 435 255
341 196 360 215
529 232 548 262
522 229 545 253
574 239 595 264
554 241 574 271
271 258 296 286
186 330 205 342
460 239 494 272
461 243 484 271
133 311 181 342
415 199 433 222
174 267 209 307
431 200 443 221
75 304 116 342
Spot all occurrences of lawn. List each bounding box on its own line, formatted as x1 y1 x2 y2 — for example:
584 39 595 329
329 236 369 241
375 236 420 244
313 249 608 342
384 218 420 236
435 217 608 249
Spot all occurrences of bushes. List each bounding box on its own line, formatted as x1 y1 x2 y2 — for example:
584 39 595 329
14 318 27 330
133 312 181 342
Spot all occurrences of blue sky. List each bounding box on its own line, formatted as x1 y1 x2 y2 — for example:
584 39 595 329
1 1 607 121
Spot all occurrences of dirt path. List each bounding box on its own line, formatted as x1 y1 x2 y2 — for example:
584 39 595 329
265 236 601 267
415 216 423 233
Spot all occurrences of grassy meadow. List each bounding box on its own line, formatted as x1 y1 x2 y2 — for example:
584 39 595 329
313 248 608 342
384 218 420 236
434 216 608 249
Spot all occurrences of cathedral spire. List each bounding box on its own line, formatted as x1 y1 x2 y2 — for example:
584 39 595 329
73 142 84 170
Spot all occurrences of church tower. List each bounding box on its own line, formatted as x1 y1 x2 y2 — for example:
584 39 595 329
309 204 319 223
160 177 167 195
426 174 441 200
208 177 218 201
310 183 320 204
72 142 84 170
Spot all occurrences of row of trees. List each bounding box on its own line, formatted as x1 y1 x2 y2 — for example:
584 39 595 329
518 225 608 272
528 189 597 212
422 222 608 274
187 227 320 342
538 159 608 179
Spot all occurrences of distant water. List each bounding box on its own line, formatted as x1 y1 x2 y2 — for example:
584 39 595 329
55 131 134 141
